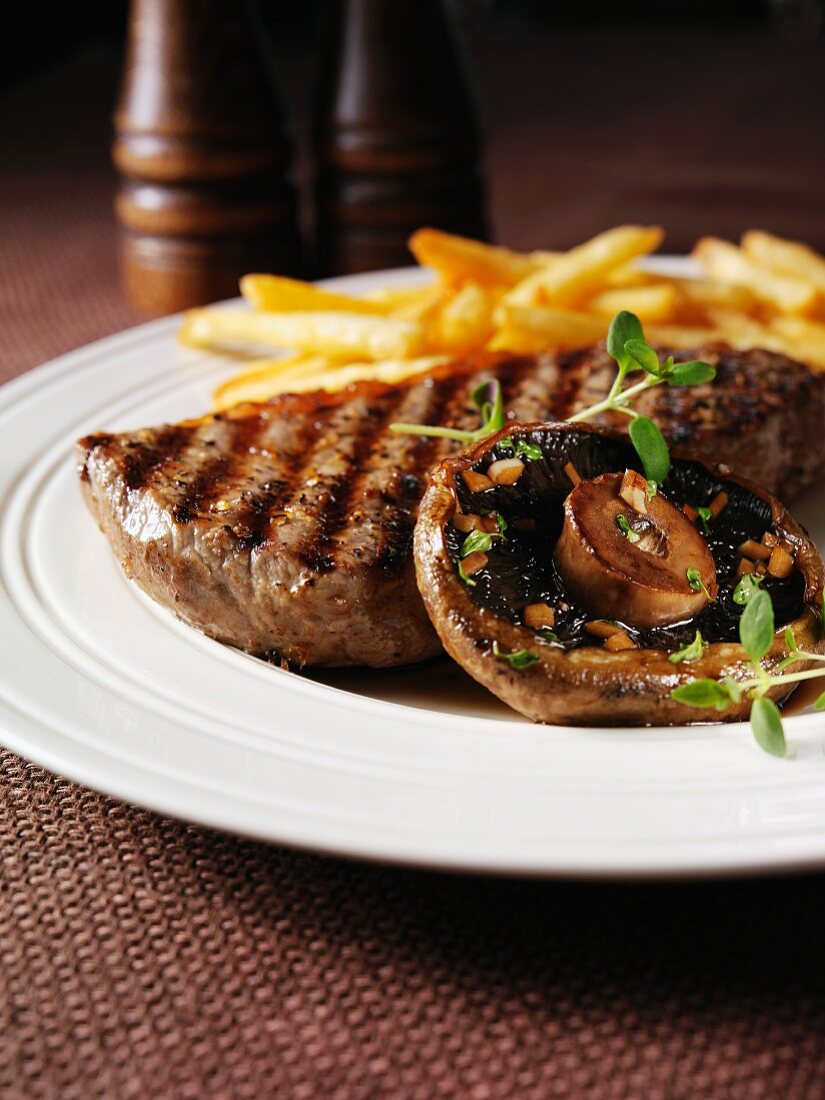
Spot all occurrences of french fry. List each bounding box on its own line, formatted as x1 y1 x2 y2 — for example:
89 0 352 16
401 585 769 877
213 356 341 410
385 283 446 325
364 284 437 310
504 225 664 309
693 238 819 315
214 354 450 409
703 308 779 351
531 250 562 265
741 230 825 293
604 264 660 288
691 308 825 369
431 281 496 353
497 303 608 347
282 356 449 394
769 316 825 369
645 323 725 347
408 227 545 287
486 328 552 354
218 355 450 407
240 274 384 315
180 308 424 360
186 223 825 410
672 277 757 320
587 283 678 323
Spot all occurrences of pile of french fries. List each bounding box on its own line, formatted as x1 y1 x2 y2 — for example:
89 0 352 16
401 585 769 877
177 226 825 411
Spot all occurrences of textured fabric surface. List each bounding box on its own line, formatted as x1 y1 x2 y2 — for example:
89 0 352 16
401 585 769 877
3 45 825 1100
3 749 825 1100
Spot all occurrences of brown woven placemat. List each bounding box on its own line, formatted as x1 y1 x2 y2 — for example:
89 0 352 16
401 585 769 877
3 47 825 1100
3 747 825 1100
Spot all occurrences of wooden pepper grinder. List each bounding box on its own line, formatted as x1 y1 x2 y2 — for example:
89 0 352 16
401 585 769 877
114 0 301 317
314 0 488 276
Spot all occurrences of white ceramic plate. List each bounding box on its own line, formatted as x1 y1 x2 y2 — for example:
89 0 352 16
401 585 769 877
2 262 825 878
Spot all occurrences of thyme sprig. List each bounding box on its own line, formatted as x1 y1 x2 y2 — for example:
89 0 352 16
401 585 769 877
389 378 504 444
389 311 715 486
672 583 825 757
569 312 715 483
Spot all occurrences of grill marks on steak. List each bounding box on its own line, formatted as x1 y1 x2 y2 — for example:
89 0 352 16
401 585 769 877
78 345 825 668
560 346 825 497
78 355 556 666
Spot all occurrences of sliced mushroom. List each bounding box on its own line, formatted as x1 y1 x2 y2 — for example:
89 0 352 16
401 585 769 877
555 471 718 629
414 421 825 726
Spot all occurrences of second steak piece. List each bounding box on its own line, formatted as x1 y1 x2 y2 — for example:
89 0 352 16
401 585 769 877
555 343 825 500
77 345 825 668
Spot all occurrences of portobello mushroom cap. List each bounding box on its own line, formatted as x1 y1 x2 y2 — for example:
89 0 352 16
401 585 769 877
414 420 825 726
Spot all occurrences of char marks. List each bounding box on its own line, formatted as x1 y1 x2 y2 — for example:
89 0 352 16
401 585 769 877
169 411 275 524
165 413 269 524
296 387 411 573
172 452 232 523
366 369 482 576
101 426 193 492
498 355 541 412
221 395 344 549
549 347 605 422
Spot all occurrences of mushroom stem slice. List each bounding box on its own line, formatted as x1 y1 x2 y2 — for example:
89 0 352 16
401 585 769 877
555 471 718 630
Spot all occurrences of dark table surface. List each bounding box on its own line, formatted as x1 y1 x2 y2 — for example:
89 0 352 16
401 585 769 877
3 38 825 1099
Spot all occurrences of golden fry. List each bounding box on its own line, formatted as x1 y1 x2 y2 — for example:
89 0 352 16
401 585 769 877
408 227 544 287
497 303 608 347
280 357 449 394
213 355 449 409
180 308 424 361
587 283 678 323
180 223 825 408
741 230 825 293
504 225 664 309
431 281 496 353
604 264 660 288
692 238 819 315
213 356 339 410
645 323 725 347
486 328 552 354
363 284 437 311
240 274 384 315
703 308 778 351
770 316 825 369
385 283 446 325
672 277 757 320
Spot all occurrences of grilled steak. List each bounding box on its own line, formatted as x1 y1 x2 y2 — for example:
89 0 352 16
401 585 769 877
78 344 825 668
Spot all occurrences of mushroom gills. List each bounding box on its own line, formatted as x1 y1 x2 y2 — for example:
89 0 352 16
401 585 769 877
446 425 805 652
415 420 825 726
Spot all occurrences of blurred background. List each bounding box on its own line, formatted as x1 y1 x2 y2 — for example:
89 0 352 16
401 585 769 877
2 0 824 335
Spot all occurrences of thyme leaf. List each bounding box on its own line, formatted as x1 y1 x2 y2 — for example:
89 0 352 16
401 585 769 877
668 630 706 664
615 514 640 543
491 641 539 670
686 567 714 602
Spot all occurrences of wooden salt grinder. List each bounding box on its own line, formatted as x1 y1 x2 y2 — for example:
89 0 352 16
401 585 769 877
315 0 488 276
114 0 301 317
